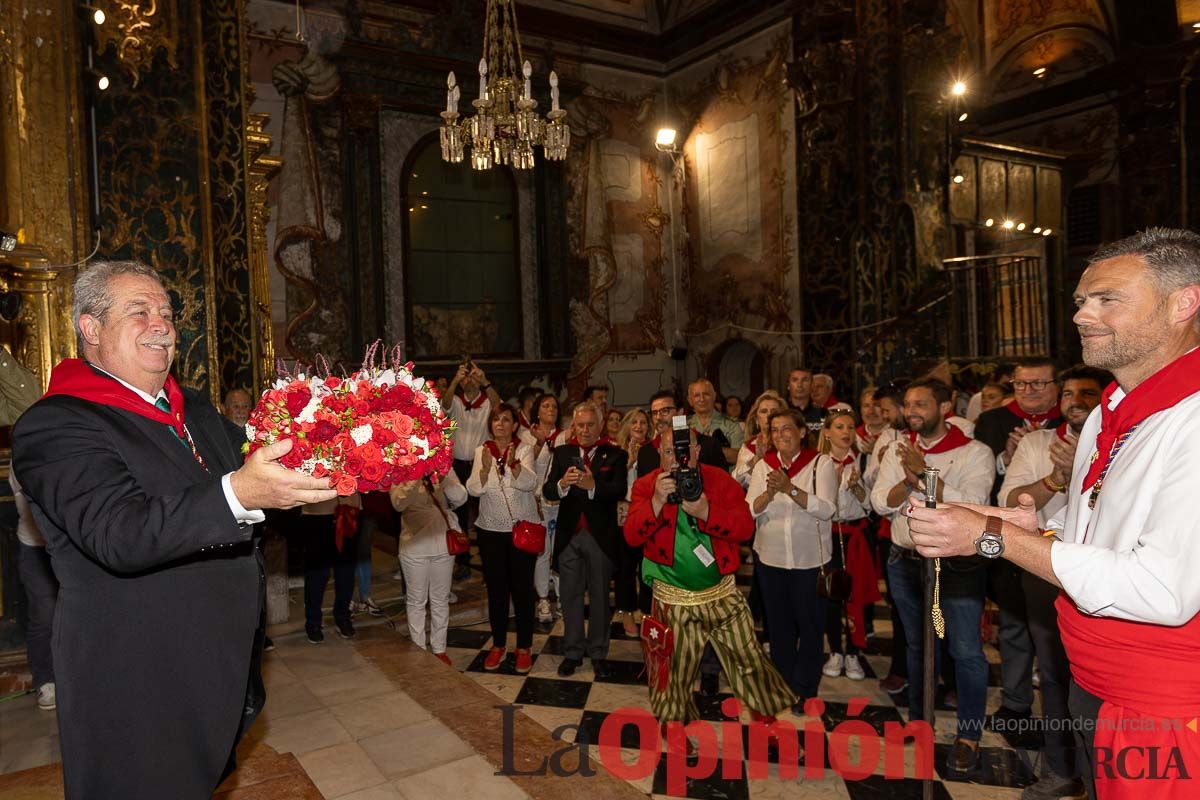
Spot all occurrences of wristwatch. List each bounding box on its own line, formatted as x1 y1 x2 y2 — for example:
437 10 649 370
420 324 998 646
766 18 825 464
974 516 1005 558
789 487 800 498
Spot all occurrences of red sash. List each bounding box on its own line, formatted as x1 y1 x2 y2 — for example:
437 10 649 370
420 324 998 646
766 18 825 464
762 447 818 478
457 388 487 410
1081 347 1200 493
1005 399 1057 427
833 518 882 648
334 504 360 552
905 424 971 455
45 358 189 438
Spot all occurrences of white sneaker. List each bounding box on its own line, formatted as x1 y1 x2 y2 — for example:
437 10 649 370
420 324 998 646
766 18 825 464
822 653 844 677
536 598 553 623
36 683 55 711
844 655 866 680
447 591 458 604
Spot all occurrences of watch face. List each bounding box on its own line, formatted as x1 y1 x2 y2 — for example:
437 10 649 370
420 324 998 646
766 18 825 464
976 535 1004 558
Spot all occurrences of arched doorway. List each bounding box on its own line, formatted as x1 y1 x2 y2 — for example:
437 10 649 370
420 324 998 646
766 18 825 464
706 338 765 408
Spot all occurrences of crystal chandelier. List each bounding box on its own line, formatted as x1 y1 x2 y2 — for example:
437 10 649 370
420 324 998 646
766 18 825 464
439 0 570 170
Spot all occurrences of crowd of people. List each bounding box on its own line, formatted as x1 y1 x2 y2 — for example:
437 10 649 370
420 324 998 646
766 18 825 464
12 227 1200 800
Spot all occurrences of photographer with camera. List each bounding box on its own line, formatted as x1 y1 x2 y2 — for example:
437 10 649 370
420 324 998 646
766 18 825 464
747 409 839 709
625 418 795 728
543 402 628 677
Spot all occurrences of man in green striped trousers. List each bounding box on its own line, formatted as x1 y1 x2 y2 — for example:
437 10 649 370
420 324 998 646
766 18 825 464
624 433 795 725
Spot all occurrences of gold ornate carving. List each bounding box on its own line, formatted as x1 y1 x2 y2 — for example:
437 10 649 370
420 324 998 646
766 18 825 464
93 1 181 87
245 112 281 391
0 245 74 393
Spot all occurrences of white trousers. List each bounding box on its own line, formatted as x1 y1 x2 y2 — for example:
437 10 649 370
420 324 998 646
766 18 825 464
534 519 559 600
400 552 455 653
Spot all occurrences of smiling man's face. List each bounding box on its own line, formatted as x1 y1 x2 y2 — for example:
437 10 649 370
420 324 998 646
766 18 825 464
80 273 176 395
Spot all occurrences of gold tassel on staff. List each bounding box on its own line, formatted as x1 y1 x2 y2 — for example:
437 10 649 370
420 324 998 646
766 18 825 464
923 467 946 639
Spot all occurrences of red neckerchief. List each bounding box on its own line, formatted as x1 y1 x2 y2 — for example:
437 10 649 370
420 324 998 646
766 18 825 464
567 437 599 468
905 424 971 454
763 447 818 478
745 439 757 455
45 358 188 439
855 424 867 439
484 439 516 475
1055 422 1072 442
1081 347 1200 493
1005 399 1057 427
830 451 856 468
823 395 840 409
537 425 562 449
457 388 488 410
597 434 614 447
516 411 532 429
648 435 662 449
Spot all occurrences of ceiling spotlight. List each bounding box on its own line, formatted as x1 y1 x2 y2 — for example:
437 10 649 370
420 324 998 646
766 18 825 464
952 171 965 184
1016 222 1026 231
97 74 110 91
1003 219 1015 230
984 218 994 227
1033 226 1042 234
1042 228 1053 236
94 8 106 24
950 81 967 97
1033 67 1047 77
958 112 969 122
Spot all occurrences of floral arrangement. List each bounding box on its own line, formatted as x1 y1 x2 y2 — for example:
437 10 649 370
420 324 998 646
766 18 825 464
245 343 455 495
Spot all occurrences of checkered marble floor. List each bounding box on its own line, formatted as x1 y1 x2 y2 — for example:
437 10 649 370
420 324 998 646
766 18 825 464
428 558 1048 800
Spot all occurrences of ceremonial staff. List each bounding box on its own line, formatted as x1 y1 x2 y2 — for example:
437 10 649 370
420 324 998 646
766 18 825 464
921 467 944 800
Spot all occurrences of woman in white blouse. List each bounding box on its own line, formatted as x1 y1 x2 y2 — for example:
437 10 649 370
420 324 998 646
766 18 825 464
466 403 541 673
733 390 786 487
389 471 468 664
520 392 562 624
818 409 874 681
614 407 651 636
747 408 838 707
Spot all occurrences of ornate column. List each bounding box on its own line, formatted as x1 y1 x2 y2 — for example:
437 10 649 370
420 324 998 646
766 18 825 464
245 112 281 392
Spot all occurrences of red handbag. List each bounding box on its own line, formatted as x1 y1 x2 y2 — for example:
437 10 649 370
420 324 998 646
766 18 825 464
497 474 547 554
426 477 470 556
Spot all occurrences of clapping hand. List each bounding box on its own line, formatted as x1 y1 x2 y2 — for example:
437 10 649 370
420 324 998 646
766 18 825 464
1048 436 1077 485
765 468 790 496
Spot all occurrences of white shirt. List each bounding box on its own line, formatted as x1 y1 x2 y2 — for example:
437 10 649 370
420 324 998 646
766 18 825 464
999 428 1069 527
465 442 540 531
947 415 976 438
9 471 45 547
748 454 838 570
1048 390 1200 626
870 432 995 549
830 456 871 523
449 392 492 461
865 427 902 490
93 364 263 527
390 472 468 557
966 392 983 422
732 443 761 488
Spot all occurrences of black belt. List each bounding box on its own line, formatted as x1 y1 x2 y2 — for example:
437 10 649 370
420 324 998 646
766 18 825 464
893 546 923 561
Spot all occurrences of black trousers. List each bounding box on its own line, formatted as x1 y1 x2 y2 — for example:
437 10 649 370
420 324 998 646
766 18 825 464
824 532 858 656
478 528 537 649
755 554 827 701
300 514 355 629
614 539 652 614
452 459 479 567
18 542 58 687
1026 571 1080 781
1068 680 1103 800
990 559 1034 713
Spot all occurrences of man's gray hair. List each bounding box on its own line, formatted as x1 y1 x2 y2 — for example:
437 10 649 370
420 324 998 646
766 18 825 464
72 260 166 339
1089 228 1200 294
572 401 602 420
812 373 833 387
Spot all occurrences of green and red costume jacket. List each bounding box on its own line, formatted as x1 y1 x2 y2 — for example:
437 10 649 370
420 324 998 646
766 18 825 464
623 463 752 577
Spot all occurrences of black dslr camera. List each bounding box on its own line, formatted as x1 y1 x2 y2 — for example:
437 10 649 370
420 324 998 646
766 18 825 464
668 415 704 504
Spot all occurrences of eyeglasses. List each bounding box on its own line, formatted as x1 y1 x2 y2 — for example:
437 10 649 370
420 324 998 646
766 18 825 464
1012 380 1054 391
650 407 677 417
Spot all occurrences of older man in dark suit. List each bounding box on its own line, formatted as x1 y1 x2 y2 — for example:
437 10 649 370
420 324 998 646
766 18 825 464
13 260 336 800
543 401 628 677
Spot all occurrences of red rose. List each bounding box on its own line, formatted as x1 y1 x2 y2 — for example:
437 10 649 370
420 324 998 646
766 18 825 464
285 388 312 418
311 419 339 442
357 441 383 463
372 425 397 446
393 385 414 405
324 376 341 389
353 399 371 416
279 440 303 469
312 462 329 478
361 459 386 482
391 414 414 437
335 473 358 496
345 450 365 476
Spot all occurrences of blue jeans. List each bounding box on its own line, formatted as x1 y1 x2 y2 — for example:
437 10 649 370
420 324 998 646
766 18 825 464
887 552 988 741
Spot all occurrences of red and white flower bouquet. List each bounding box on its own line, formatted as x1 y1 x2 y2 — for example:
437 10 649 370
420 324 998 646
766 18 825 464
245 343 455 495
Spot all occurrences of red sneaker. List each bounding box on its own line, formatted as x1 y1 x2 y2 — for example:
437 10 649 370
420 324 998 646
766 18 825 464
514 648 533 674
435 652 453 666
483 646 507 671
